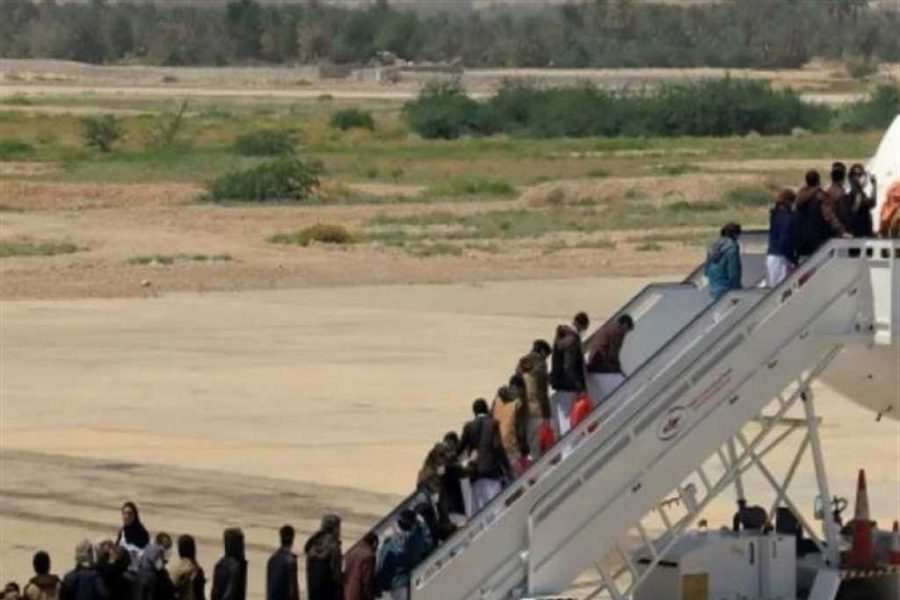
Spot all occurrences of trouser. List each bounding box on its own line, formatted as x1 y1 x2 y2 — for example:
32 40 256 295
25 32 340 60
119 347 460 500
390 586 408 600
554 391 577 437
470 478 503 515
766 254 791 288
588 372 626 404
525 416 544 459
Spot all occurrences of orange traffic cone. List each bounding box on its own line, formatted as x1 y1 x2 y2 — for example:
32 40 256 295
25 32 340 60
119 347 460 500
845 469 876 568
889 521 900 565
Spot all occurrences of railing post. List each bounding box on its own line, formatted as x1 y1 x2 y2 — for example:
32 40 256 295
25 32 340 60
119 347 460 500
802 387 842 567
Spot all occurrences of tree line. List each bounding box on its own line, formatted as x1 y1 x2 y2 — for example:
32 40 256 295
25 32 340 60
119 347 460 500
403 79 900 139
1 0 899 69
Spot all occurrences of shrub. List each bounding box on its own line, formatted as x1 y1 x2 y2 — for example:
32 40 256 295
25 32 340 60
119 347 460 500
80 115 124 152
844 55 879 80
404 78 833 139
403 81 493 140
233 130 295 156
209 157 324 203
329 109 375 131
832 85 900 132
146 99 190 149
0 138 35 160
269 223 359 246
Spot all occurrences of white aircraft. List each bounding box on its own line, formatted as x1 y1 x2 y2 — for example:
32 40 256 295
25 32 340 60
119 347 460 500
820 114 899 420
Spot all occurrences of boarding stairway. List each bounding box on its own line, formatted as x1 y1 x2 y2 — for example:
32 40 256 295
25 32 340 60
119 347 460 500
354 237 899 600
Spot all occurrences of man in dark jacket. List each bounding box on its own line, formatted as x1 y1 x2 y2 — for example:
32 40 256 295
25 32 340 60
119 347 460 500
460 398 512 515
766 189 797 287
266 526 300 600
211 529 247 600
586 313 634 402
794 170 832 258
304 515 342 600
61 540 107 600
825 161 854 234
550 312 589 436
517 340 552 460
343 533 377 600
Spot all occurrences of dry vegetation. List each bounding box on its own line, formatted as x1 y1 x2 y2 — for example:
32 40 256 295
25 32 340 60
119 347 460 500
0 63 886 300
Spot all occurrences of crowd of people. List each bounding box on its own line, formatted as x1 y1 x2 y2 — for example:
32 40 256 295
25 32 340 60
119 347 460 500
5 164 896 600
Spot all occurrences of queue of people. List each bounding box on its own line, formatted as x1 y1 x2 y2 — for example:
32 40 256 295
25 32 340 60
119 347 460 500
0 503 377 600
707 163 899 297
363 309 637 599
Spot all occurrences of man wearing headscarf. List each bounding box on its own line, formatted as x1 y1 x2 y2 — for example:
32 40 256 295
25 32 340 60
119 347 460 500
304 515 342 600
134 537 175 600
60 540 106 600
211 529 247 600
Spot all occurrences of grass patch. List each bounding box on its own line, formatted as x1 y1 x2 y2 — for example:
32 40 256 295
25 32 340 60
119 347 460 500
665 200 727 213
269 223 360 247
368 200 764 247
0 239 79 258
0 138 36 160
127 253 232 265
1 94 33 106
406 242 464 258
586 168 611 178
627 231 713 246
424 177 516 197
723 186 772 207
657 163 701 176
635 241 664 252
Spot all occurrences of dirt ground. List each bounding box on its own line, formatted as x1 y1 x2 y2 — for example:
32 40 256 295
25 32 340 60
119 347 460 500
0 178 714 301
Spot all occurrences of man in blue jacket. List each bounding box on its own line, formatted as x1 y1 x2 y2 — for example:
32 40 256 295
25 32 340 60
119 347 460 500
705 222 743 301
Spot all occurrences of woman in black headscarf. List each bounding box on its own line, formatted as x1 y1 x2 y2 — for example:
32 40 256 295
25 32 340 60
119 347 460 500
116 501 150 550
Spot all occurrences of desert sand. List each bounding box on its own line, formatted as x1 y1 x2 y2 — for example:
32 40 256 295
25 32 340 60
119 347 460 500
1 277 898 598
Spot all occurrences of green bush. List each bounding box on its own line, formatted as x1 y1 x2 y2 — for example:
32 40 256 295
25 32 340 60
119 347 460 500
233 130 295 156
0 138 35 160
269 223 359 246
80 115 124 152
329 109 375 131
209 157 324 203
832 85 900 132
403 81 494 140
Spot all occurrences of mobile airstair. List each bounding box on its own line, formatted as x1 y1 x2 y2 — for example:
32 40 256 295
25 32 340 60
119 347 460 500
354 238 899 600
